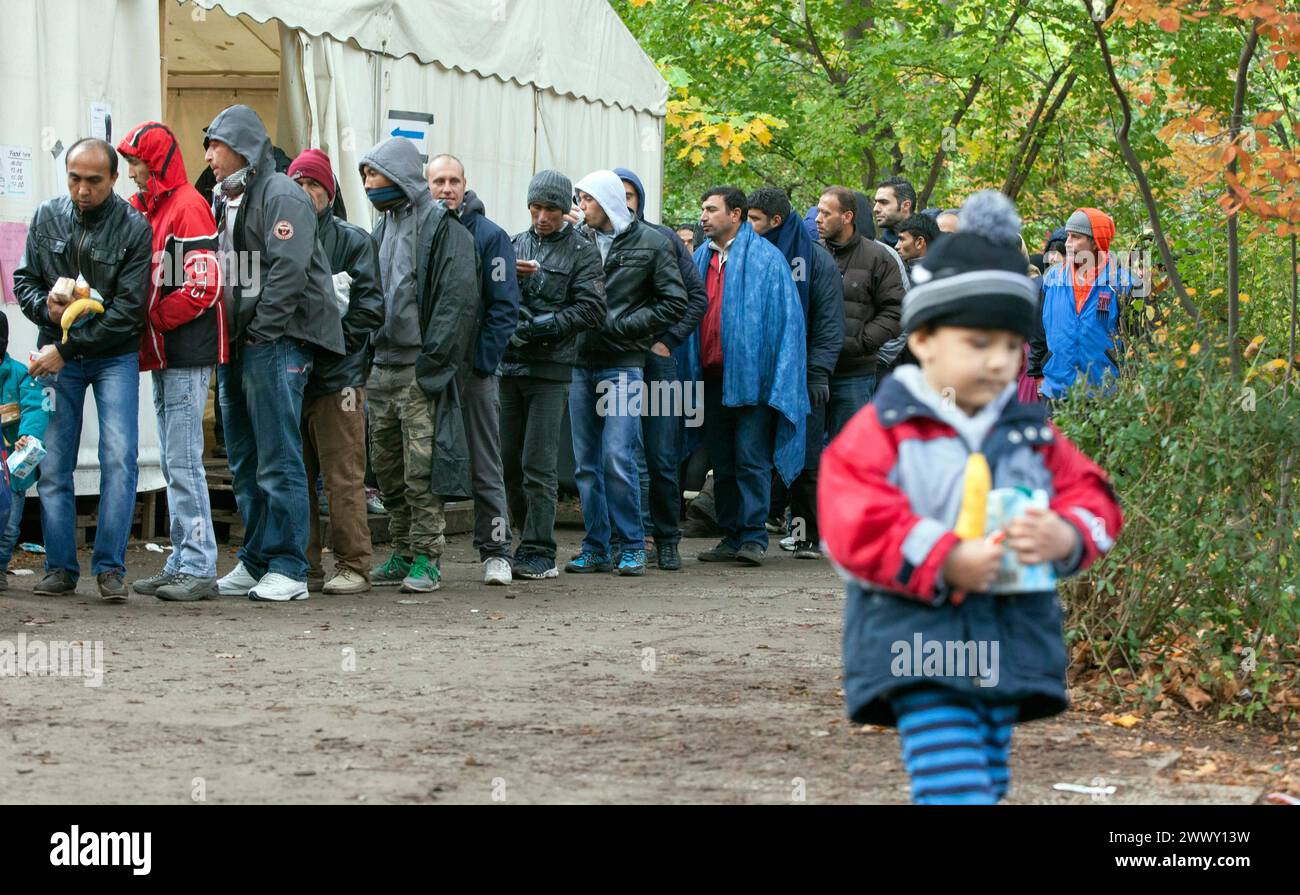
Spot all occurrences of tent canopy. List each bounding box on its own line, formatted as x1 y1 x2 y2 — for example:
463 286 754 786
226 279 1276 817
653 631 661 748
191 0 668 115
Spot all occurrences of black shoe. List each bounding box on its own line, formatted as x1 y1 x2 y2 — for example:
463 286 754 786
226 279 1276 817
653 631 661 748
34 570 77 595
793 540 822 560
697 542 738 562
736 543 766 566
656 542 681 571
764 516 786 534
97 571 128 603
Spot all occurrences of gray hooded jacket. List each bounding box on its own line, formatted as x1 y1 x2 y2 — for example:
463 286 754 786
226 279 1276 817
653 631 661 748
360 136 480 500
206 104 344 356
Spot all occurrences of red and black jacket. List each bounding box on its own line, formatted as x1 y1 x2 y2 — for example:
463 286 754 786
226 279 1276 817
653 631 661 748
118 122 226 371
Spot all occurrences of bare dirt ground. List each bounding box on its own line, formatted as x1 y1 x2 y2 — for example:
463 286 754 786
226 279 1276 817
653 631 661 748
0 529 1289 804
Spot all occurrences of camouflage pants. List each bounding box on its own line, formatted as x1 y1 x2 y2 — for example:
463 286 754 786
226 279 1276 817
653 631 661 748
366 364 446 558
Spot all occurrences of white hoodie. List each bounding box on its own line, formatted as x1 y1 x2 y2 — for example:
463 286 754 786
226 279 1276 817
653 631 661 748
574 170 633 262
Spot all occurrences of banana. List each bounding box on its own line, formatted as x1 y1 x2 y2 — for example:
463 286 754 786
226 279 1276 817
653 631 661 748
60 298 105 343
953 451 992 540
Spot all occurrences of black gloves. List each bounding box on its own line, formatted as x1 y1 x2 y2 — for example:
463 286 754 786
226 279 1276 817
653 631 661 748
510 312 560 347
807 369 830 408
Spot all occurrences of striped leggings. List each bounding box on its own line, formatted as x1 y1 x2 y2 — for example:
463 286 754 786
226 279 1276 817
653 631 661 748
890 688 1019 804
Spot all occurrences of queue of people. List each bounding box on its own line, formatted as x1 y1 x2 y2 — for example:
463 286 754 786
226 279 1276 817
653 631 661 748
6 105 1129 603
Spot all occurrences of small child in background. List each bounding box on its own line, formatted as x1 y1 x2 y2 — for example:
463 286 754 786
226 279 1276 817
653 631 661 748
0 313 50 589
818 191 1123 804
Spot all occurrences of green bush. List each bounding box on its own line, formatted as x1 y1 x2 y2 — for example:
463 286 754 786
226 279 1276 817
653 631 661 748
1055 326 1300 724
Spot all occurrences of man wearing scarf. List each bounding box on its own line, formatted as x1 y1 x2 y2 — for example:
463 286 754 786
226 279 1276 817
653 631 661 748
686 186 809 566
745 187 843 561
1040 208 1130 400
204 105 344 603
359 137 478 594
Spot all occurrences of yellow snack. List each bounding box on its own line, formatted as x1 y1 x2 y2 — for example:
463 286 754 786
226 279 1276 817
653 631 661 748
953 452 991 539
60 297 105 343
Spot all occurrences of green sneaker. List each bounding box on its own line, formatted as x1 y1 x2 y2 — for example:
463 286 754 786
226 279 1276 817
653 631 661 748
370 552 413 587
400 554 441 593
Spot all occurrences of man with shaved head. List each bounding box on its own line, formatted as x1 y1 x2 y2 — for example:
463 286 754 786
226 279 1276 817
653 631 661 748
14 137 152 601
427 153 520 586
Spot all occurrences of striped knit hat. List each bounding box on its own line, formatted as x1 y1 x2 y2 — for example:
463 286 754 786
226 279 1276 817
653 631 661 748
901 190 1037 338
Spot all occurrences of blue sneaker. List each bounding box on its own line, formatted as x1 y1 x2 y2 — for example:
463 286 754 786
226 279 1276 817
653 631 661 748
617 548 646 577
565 551 612 573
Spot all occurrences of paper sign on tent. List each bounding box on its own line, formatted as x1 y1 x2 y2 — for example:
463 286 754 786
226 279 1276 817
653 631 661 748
383 110 435 161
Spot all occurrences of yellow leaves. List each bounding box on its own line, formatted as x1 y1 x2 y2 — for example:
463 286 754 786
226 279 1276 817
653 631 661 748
1101 712 1142 729
667 89 786 168
1189 341 1201 355
1239 292 1250 303
1254 110 1283 129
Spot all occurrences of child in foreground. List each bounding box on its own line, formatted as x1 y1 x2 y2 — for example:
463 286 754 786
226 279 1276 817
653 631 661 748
818 192 1123 804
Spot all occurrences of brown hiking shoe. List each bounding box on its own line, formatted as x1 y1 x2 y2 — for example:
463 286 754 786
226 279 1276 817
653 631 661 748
97 571 128 603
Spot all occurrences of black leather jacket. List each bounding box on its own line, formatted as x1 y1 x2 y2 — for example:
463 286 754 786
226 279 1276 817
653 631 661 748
576 218 688 368
13 193 151 360
306 208 385 400
501 223 606 379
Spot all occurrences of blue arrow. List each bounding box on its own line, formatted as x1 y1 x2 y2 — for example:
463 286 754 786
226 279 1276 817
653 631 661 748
391 127 423 139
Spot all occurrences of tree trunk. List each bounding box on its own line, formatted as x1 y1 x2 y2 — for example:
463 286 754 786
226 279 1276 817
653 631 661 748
1084 1 1198 323
918 1 1028 208
1227 20 1262 379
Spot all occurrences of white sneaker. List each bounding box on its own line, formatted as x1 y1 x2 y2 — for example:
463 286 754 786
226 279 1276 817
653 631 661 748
323 566 371 595
779 535 797 552
248 572 309 602
483 556 512 586
217 561 260 596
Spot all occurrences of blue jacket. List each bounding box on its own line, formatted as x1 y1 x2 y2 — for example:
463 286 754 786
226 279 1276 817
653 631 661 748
458 191 521 375
682 223 809 485
1040 255 1130 399
0 354 49 493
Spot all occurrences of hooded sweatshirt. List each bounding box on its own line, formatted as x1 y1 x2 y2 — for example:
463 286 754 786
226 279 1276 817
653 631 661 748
204 104 343 355
360 137 429 366
574 170 633 262
1068 208 1115 313
118 121 226 371
613 167 707 350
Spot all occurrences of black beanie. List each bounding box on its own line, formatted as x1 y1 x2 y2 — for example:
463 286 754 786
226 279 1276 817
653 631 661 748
901 191 1037 338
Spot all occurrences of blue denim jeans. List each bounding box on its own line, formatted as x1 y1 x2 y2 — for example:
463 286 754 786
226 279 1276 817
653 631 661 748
827 373 878 438
0 490 23 569
37 351 140 577
569 366 644 556
703 378 777 550
153 366 217 577
219 339 313 581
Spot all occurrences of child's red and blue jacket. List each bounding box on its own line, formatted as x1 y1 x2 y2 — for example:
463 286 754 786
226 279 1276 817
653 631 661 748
818 365 1123 725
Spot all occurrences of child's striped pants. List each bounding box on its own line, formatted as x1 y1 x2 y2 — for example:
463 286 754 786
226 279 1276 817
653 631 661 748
890 688 1019 804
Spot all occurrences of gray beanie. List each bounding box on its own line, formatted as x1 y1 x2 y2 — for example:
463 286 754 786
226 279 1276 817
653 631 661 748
1065 209 1093 237
527 169 572 211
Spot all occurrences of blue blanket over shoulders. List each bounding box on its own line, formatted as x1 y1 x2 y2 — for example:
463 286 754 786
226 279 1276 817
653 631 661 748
679 222 808 485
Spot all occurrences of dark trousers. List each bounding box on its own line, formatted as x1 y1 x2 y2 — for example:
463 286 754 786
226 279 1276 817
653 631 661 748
500 375 569 561
703 378 777 550
640 351 682 544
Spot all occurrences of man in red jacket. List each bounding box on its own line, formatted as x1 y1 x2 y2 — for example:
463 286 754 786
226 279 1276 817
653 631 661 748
117 122 226 602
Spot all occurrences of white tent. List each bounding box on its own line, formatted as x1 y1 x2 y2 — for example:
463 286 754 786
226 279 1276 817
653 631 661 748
0 0 668 496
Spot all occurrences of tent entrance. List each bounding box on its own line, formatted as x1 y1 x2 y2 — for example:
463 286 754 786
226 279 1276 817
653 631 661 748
162 1 283 188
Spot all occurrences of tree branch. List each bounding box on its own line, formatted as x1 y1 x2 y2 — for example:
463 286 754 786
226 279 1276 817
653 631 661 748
1084 0 1198 322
